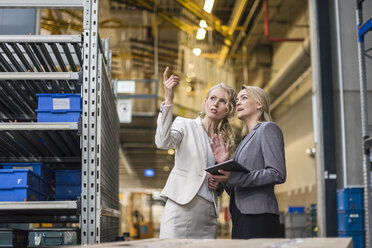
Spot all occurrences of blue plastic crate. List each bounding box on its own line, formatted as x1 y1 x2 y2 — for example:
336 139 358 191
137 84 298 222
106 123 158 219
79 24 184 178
55 185 81 200
39 178 52 196
36 94 81 111
337 188 364 210
35 93 82 122
337 209 364 231
55 170 81 185
0 169 40 191
288 206 305 213
0 187 45 201
1 163 53 184
36 110 81 122
338 230 365 248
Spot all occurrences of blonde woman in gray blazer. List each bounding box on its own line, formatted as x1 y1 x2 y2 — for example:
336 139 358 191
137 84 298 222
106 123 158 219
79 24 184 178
155 67 236 239
210 85 286 239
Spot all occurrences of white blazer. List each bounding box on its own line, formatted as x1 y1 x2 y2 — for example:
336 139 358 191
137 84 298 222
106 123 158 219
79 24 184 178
155 104 209 205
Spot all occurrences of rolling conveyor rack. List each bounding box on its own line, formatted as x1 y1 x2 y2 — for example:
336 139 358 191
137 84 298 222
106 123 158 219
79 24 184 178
0 0 119 245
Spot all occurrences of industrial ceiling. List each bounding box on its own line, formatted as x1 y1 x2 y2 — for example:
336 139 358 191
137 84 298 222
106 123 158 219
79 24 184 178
40 0 309 189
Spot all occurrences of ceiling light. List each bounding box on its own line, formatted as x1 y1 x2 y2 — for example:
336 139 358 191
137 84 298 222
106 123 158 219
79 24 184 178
199 20 208 28
203 0 215 13
186 86 192 93
192 48 201 56
167 149 174 155
196 28 206 40
144 169 155 177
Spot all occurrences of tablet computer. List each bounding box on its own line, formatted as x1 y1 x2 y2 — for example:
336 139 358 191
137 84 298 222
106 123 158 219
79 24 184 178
205 159 249 175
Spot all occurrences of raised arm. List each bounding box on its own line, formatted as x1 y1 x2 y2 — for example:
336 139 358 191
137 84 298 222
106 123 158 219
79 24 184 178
155 67 183 149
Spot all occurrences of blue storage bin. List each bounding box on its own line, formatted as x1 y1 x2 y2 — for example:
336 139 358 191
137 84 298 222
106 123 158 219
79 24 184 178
36 94 81 111
288 206 305 213
39 178 52 196
55 185 81 200
35 94 82 122
0 187 45 201
36 110 81 122
0 169 40 191
337 188 364 210
337 209 364 231
338 230 365 248
1 163 53 184
55 170 81 185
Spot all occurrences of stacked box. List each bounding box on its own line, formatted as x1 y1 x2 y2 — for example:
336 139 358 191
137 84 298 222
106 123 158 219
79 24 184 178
337 187 365 248
0 228 28 247
54 170 81 200
29 228 80 246
1 163 53 198
0 169 49 201
284 209 307 238
306 203 317 237
35 93 82 122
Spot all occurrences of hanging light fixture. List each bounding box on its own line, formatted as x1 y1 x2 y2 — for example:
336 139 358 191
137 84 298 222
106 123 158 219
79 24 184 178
203 0 215 13
192 48 201 56
199 20 208 28
196 28 206 40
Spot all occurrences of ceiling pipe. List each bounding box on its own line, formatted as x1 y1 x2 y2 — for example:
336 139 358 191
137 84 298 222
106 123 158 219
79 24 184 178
264 0 304 42
263 38 310 98
271 67 311 111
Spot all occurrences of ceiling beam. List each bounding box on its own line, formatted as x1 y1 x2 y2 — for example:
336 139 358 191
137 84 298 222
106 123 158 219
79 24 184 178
175 0 229 40
229 0 261 56
117 0 194 35
217 0 249 66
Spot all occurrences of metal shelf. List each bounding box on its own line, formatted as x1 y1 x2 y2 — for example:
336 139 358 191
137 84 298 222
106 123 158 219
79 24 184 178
0 126 80 162
0 122 78 130
0 35 82 121
0 1 118 244
0 201 78 223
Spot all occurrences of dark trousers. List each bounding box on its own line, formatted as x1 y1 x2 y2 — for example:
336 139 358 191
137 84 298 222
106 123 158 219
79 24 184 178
230 191 282 239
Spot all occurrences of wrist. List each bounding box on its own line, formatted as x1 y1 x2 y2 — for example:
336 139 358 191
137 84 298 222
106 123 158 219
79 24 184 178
164 98 173 105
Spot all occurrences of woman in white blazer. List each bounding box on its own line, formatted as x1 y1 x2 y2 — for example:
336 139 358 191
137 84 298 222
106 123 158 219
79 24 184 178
155 67 236 239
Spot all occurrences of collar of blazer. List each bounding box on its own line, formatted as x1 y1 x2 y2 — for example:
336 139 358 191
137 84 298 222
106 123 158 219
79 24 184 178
194 116 208 167
234 123 262 159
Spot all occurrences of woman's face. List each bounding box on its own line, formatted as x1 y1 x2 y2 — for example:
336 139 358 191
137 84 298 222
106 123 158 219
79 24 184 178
204 87 229 121
236 89 261 121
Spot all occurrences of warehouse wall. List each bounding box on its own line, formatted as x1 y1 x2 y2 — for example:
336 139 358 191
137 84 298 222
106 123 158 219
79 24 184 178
260 2 314 211
275 91 316 211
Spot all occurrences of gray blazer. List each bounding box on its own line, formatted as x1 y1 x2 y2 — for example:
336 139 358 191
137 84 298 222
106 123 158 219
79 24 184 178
227 121 286 215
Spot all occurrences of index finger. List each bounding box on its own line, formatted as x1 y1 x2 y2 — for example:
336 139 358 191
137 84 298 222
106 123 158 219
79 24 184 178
163 66 169 81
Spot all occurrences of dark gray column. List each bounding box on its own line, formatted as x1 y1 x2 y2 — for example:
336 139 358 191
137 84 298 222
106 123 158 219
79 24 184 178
309 0 338 237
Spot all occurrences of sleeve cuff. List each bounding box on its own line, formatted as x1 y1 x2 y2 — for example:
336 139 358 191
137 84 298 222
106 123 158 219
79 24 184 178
160 102 173 111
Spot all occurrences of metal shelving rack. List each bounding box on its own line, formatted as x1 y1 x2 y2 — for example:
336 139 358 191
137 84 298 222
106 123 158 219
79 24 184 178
356 0 372 247
0 0 119 245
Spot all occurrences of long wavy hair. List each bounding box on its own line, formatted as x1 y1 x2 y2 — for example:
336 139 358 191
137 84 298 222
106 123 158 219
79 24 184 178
240 85 271 136
200 83 237 156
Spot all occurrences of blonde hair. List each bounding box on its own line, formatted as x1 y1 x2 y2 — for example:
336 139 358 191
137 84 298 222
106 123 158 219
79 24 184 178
200 83 236 155
241 85 271 135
